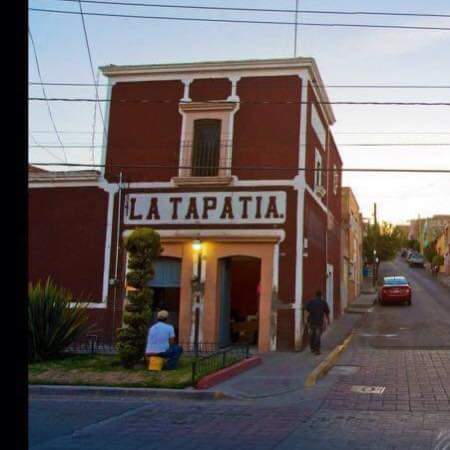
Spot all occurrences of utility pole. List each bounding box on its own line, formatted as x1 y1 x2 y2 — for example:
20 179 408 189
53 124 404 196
373 202 378 287
293 0 299 57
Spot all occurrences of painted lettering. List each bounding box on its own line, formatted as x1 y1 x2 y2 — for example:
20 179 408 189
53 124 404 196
146 198 160 220
255 196 262 218
202 197 217 219
238 196 252 219
169 197 182 219
185 197 199 219
220 196 234 219
129 197 143 220
265 196 280 219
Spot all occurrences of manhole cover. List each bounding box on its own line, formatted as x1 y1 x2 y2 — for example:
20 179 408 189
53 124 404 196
329 365 360 376
351 385 385 394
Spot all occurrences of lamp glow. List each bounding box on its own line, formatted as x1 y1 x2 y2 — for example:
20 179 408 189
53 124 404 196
192 240 202 251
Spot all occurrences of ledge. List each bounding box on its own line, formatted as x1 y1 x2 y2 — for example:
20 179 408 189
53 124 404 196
172 176 233 187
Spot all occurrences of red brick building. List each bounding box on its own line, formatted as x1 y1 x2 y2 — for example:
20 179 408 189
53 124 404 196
28 58 343 351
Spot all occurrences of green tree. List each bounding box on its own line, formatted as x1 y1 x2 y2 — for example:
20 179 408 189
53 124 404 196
424 244 437 263
363 222 404 264
116 228 162 368
406 239 420 252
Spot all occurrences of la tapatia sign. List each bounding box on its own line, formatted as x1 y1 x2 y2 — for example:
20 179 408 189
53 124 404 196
124 191 286 225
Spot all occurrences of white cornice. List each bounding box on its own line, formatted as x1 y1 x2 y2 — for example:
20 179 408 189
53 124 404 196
100 57 335 125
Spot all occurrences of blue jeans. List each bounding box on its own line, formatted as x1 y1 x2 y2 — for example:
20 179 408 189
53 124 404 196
158 345 183 370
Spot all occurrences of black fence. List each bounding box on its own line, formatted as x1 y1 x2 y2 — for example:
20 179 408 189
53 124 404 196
65 336 220 357
191 345 250 385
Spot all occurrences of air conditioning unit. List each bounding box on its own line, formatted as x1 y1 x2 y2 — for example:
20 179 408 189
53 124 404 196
315 185 326 198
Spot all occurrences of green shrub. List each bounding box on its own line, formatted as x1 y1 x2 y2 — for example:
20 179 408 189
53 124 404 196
116 228 162 368
28 278 91 362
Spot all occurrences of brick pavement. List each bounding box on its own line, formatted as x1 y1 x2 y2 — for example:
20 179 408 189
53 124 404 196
323 348 450 412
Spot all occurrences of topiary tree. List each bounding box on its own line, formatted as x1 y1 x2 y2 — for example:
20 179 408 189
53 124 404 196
116 228 162 368
424 244 437 263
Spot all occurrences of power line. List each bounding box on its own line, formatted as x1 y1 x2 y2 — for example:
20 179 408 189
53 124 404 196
28 97 450 106
28 27 68 163
40 0 450 19
76 0 108 151
29 134 66 163
28 161 450 173
29 8 450 31
28 81 450 89
28 143 450 149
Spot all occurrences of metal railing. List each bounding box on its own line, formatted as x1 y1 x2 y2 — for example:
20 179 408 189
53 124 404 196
191 344 250 385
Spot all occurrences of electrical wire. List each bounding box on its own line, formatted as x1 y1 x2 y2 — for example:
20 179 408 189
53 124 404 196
29 134 66 163
28 97 450 106
29 8 450 32
27 162 450 173
28 27 68 163
45 0 450 19
28 81 450 89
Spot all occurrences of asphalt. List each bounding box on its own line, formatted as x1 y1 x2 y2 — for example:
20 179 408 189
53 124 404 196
29 257 450 450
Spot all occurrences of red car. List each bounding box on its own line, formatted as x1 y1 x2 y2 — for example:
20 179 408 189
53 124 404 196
378 276 412 305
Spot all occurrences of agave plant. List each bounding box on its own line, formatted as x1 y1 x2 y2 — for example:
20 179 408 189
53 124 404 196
28 278 91 362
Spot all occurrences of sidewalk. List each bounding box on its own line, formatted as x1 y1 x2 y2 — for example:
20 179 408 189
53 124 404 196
213 302 370 402
424 262 450 289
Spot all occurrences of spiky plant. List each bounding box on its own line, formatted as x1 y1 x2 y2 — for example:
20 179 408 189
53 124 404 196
116 228 162 368
28 278 91 362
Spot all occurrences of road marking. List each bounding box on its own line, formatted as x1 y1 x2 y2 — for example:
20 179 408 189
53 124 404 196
350 385 385 394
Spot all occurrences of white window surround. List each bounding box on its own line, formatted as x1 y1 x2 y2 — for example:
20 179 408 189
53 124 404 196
175 100 240 183
333 164 339 195
314 149 323 189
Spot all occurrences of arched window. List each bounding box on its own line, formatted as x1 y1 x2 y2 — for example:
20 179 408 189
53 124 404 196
192 119 221 176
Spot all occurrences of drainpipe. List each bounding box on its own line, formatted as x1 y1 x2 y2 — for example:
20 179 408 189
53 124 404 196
111 171 123 344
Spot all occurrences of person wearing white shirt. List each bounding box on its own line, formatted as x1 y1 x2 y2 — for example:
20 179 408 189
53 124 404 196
145 310 183 370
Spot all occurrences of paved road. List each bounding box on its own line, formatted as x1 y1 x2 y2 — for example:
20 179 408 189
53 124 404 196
29 258 450 450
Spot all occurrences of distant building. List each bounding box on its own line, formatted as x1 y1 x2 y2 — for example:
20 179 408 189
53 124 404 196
341 187 363 311
435 223 450 274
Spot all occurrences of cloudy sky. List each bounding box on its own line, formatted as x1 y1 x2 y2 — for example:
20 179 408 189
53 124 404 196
28 0 450 224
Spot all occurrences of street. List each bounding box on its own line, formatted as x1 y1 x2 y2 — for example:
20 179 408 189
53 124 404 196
29 258 450 450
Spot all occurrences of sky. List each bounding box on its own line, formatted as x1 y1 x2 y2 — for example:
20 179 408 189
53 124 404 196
28 0 450 225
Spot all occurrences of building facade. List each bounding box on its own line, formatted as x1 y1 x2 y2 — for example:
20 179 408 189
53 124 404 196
29 58 343 352
340 187 363 311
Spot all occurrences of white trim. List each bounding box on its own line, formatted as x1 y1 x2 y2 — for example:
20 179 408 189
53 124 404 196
122 228 286 242
102 184 119 304
270 241 280 351
305 184 328 214
28 182 100 188
69 302 107 309
181 78 192 102
294 72 309 350
100 57 335 125
125 178 295 188
100 79 114 177
227 76 241 102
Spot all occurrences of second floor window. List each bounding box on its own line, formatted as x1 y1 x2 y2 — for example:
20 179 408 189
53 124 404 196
314 149 323 188
192 119 221 176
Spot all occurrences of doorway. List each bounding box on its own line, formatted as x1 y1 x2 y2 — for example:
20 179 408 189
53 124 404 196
326 263 334 321
149 257 181 339
218 256 261 348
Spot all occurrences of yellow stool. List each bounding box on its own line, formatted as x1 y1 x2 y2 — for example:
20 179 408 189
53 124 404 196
148 356 165 371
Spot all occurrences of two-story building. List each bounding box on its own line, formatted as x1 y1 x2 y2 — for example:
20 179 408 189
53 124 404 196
341 187 363 311
29 57 343 352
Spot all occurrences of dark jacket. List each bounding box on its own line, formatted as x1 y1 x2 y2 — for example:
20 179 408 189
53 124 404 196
303 296 330 326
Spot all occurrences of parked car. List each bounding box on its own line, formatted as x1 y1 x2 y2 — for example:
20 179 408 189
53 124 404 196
378 276 412 305
408 252 425 268
400 249 408 258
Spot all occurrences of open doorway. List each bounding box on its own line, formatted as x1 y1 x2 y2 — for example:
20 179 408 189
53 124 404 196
149 257 181 340
218 256 261 348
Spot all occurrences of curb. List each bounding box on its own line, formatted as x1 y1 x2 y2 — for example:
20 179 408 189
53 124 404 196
304 333 353 387
28 384 231 400
196 356 262 390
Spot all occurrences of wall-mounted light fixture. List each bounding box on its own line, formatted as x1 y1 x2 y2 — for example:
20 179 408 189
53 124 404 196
192 239 202 252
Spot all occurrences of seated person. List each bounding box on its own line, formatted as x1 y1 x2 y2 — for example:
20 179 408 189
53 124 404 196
145 310 183 370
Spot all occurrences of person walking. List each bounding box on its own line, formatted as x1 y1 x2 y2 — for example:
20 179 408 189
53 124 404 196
302 290 330 355
145 310 183 370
